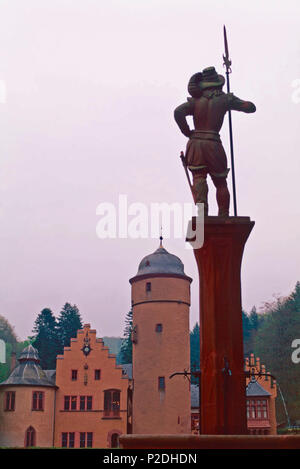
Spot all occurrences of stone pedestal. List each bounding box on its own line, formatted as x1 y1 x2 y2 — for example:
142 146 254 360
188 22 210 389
191 216 254 435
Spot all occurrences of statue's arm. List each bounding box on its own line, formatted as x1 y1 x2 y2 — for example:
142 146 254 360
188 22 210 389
174 100 195 137
227 93 256 113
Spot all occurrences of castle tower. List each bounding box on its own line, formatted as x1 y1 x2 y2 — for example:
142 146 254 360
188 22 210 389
0 345 56 447
130 239 192 434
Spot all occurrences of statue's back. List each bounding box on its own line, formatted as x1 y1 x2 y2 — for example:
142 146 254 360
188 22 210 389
192 92 228 133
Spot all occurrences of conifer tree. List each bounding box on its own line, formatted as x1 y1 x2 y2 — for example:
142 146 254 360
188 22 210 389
118 310 133 364
249 306 259 331
57 303 83 350
242 310 251 348
32 308 60 369
190 322 200 384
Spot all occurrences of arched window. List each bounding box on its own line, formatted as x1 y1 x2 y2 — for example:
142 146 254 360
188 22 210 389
107 430 122 448
111 433 119 448
25 426 36 447
104 389 120 417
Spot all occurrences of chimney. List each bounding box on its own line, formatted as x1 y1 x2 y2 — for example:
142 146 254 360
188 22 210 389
10 352 16 372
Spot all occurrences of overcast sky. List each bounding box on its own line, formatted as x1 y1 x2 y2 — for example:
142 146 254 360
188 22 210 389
0 0 299 340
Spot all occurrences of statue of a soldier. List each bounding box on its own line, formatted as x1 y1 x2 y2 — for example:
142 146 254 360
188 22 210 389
174 66 256 217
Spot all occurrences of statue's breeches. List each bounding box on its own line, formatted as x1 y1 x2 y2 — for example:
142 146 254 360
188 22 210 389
186 131 229 178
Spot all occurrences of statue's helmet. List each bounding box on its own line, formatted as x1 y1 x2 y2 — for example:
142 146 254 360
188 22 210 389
188 67 225 98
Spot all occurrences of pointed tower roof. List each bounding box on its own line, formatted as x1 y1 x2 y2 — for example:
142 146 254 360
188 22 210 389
18 344 40 363
0 344 56 388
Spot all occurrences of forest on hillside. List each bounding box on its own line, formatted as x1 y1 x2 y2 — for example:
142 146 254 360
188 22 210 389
242 282 300 426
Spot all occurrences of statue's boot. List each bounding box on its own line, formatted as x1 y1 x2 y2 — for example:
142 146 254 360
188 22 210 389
192 172 209 216
211 176 230 217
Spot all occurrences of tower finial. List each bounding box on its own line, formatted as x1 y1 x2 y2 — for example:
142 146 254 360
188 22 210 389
159 226 163 248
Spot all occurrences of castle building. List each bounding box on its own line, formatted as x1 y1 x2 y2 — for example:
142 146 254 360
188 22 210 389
0 325 129 448
54 324 128 448
0 244 278 446
129 239 192 434
0 337 278 446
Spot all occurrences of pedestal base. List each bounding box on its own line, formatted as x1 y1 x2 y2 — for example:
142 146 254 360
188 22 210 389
119 434 300 449
191 216 255 435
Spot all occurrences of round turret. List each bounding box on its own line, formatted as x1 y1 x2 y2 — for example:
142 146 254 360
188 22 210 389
130 240 192 434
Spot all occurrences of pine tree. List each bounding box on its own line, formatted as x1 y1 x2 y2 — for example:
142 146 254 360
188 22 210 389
242 306 265 355
118 310 133 364
32 308 60 369
190 322 200 384
57 303 83 350
286 281 300 311
242 310 252 355
249 306 259 331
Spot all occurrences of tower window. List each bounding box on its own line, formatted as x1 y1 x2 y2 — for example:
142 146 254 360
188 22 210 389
95 369 101 380
32 391 44 411
158 376 165 391
5 391 15 411
71 370 78 381
155 323 163 333
146 282 151 292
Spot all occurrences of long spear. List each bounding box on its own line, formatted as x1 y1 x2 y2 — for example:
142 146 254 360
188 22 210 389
223 25 237 216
